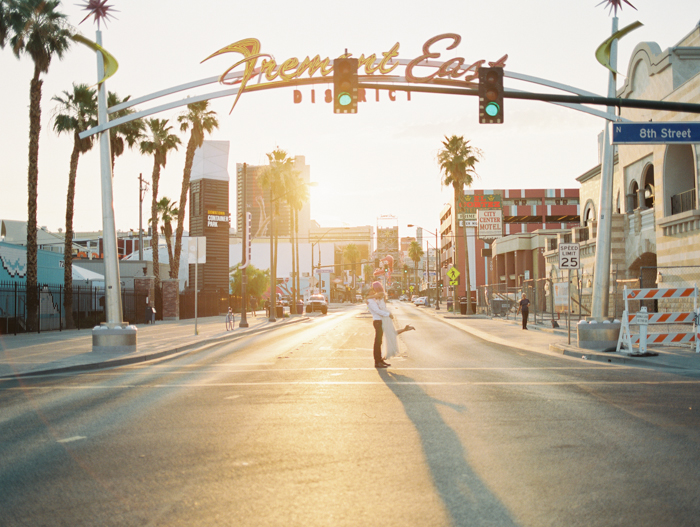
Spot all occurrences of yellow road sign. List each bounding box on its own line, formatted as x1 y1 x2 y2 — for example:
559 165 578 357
449 280 459 286
447 266 460 281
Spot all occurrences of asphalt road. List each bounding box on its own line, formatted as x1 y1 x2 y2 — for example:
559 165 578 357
1 302 700 526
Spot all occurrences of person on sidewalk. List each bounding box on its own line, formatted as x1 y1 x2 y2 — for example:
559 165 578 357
517 292 530 330
250 296 258 317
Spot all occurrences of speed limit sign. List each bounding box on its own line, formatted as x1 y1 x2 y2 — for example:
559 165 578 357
558 243 580 269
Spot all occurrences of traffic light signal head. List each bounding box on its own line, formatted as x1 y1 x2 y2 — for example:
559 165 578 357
333 58 359 114
478 67 504 124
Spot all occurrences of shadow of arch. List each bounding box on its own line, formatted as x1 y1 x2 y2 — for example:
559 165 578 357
379 369 519 526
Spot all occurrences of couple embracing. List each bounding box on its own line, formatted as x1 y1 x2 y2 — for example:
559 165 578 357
367 281 415 368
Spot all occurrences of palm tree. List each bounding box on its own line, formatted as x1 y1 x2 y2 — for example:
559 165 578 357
343 243 360 301
258 148 297 318
140 119 181 305
107 91 145 174
3 0 71 330
437 135 482 314
52 83 98 329
408 241 424 296
152 197 178 278
174 101 219 281
283 172 309 312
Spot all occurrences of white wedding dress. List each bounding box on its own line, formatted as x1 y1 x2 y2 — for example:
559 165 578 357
378 299 399 359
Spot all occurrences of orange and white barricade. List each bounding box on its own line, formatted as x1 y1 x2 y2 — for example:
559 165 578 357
616 286 700 355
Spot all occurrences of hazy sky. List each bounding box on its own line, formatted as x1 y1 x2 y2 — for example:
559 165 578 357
1 0 698 242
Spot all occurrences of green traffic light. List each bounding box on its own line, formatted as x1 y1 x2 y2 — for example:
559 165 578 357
485 102 500 117
338 93 352 106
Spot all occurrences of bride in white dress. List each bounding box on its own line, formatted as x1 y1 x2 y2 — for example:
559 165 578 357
368 282 415 360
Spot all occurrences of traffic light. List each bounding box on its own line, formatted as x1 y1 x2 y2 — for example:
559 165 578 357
333 58 359 114
478 67 504 124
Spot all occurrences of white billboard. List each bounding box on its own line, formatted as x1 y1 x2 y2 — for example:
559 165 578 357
477 209 502 240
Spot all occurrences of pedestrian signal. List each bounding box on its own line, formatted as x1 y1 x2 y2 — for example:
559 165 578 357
333 58 359 114
478 67 504 124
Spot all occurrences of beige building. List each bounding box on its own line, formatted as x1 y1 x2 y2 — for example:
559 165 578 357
546 22 700 318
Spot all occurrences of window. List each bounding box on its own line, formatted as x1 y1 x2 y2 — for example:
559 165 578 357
630 181 639 210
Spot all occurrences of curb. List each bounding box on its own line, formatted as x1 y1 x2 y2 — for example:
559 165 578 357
1 316 309 380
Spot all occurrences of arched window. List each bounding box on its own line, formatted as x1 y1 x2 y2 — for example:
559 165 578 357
642 164 655 209
664 144 697 216
583 201 595 227
630 181 639 210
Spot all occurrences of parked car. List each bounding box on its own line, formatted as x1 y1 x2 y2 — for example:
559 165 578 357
306 294 328 314
399 295 408 302
414 296 427 306
411 295 419 302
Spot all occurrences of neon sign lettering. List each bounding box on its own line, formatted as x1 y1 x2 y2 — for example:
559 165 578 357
203 34 507 112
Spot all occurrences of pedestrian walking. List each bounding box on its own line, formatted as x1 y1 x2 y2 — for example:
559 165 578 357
264 298 270 317
250 296 258 317
226 307 235 331
516 292 531 330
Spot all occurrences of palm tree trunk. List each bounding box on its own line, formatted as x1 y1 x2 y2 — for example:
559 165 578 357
150 163 161 310
63 137 81 329
26 72 42 332
295 209 300 307
290 208 296 313
173 135 196 281
460 189 473 315
453 188 460 312
164 223 175 276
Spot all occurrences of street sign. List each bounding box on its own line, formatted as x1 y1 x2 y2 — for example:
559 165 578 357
612 122 700 145
449 280 459 286
558 243 580 270
447 266 460 281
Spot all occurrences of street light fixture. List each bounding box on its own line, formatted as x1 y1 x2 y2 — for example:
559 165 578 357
407 224 441 310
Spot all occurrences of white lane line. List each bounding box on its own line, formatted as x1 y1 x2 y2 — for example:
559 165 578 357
57 436 86 443
9 379 700 390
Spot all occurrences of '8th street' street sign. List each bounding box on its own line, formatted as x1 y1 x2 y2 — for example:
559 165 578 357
612 122 700 145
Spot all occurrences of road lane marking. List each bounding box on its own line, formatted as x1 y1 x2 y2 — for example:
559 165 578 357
56 436 86 443
7 379 700 389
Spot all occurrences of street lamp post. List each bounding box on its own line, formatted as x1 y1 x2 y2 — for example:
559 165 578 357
408 224 440 310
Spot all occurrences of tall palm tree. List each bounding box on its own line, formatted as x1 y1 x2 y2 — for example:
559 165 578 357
283 172 308 312
52 83 98 329
152 197 178 278
408 241 424 296
343 243 360 300
107 91 145 174
175 101 219 280
4 0 71 330
140 119 181 304
437 135 482 314
258 148 296 318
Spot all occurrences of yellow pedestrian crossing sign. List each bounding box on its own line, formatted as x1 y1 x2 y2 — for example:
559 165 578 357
447 266 460 281
449 280 459 286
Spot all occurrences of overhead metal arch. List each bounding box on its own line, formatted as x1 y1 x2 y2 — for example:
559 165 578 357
80 58 625 140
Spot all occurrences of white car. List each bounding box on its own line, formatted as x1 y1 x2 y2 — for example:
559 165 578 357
414 296 427 306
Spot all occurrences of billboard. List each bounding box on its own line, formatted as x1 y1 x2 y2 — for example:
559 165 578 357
477 209 503 240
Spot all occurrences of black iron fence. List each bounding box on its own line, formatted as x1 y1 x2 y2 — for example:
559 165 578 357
0 281 148 335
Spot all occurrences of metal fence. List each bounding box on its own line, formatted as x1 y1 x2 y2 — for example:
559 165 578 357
0 281 148 335
478 271 629 324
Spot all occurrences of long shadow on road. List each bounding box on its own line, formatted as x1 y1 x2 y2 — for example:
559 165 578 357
380 369 520 527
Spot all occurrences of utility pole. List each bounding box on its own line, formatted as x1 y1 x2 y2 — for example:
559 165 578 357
239 164 249 328
138 173 149 261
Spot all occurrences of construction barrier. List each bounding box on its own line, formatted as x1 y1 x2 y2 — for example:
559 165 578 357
616 286 700 355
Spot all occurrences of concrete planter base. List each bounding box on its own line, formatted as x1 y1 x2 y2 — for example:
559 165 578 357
92 324 138 352
577 320 621 351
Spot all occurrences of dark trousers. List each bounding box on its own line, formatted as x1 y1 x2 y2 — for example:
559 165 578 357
521 309 529 329
373 320 383 363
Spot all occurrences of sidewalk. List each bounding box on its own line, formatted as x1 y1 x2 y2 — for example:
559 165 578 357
0 311 307 379
416 305 700 371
